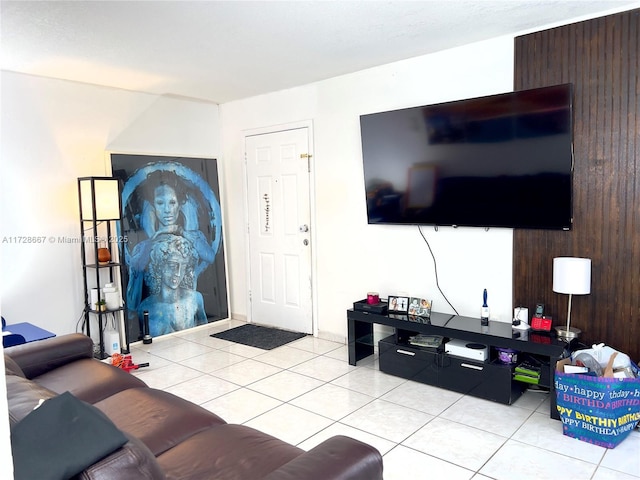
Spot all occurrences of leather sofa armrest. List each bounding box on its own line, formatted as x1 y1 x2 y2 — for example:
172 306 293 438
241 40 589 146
75 434 166 480
262 435 383 480
5 333 94 379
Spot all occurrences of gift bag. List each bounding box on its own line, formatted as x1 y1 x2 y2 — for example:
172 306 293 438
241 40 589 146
555 359 640 448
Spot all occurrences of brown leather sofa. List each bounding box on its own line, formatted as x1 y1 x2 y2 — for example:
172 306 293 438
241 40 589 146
5 333 383 479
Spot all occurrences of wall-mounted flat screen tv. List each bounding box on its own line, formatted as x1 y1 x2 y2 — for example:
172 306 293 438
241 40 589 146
360 84 573 230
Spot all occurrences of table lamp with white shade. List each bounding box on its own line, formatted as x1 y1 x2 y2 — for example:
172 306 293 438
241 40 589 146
553 257 591 341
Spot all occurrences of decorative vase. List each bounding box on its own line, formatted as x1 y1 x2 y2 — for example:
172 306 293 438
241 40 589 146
97 242 111 264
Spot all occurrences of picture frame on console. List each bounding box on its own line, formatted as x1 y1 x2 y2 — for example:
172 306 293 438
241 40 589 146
388 295 409 313
408 297 432 317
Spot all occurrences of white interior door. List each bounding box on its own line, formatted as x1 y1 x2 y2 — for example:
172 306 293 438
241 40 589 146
245 127 313 333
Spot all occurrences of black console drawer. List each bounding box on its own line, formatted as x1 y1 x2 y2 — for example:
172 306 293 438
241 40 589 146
438 355 524 404
379 335 438 384
438 355 486 395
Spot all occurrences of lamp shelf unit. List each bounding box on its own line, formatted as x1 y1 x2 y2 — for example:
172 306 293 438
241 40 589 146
77 176 130 360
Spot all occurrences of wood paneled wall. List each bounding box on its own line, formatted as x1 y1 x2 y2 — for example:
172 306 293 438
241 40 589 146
513 9 639 360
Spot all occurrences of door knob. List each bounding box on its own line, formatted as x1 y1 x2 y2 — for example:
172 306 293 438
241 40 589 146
299 224 309 233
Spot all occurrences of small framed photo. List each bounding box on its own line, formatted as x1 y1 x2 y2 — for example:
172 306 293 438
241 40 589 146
388 295 409 313
408 297 432 317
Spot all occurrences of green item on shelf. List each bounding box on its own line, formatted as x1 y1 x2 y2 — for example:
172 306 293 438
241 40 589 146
513 373 540 385
515 362 541 377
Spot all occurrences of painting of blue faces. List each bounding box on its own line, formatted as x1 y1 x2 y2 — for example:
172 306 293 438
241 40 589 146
111 155 228 340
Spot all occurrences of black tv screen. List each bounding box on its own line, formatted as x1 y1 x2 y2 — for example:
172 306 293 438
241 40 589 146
360 84 573 229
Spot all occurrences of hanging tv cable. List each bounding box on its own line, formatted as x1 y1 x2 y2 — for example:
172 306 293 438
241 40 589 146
418 225 459 316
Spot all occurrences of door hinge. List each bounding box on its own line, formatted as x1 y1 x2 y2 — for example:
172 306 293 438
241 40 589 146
300 153 312 159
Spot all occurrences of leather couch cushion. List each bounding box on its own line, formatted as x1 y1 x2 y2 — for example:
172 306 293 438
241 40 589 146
6 374 58 427
262 435 385 480
4 354 25 377
157 424 303 480
33 358 147 404
77 434 166 480
95 387 226 456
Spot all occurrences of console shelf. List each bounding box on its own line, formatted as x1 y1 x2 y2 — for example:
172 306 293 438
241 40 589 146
347 308 571 419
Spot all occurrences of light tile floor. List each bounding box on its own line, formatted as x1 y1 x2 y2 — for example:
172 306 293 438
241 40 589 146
129 319 640 480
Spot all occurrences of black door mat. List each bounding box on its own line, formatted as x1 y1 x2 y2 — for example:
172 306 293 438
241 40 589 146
210 324 307 350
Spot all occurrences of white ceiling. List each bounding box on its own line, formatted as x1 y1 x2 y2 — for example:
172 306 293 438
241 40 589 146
1 1 637 104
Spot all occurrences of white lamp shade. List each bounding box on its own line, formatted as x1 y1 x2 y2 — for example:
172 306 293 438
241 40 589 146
553 257 591 295
80 178 120 220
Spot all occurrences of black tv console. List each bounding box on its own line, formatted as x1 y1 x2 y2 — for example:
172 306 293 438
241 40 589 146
347 308 571 419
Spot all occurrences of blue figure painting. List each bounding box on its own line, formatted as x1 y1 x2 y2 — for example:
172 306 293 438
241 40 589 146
138 234 207 336
112 155 228 339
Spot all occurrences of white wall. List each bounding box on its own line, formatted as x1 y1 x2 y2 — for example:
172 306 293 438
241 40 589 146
1 72 221 479
221 36 515 341
0 72 221 337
